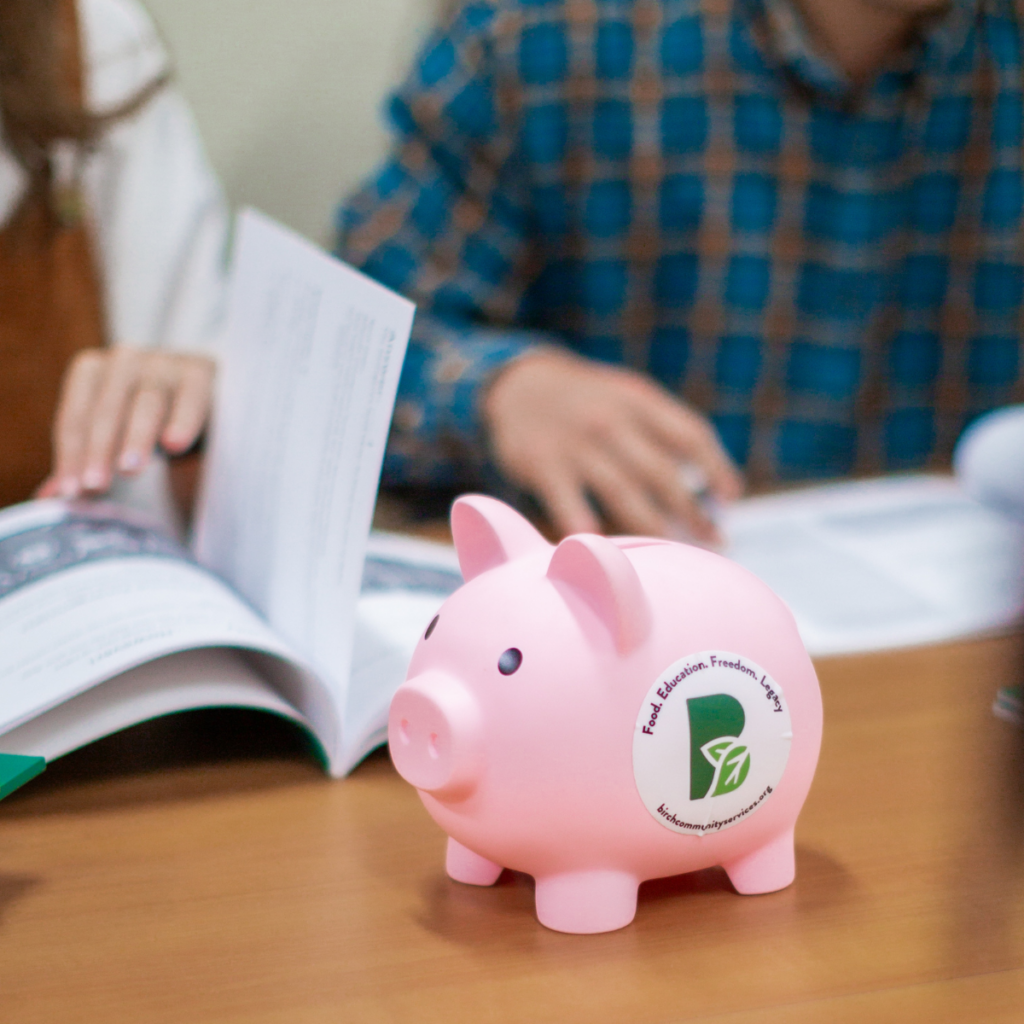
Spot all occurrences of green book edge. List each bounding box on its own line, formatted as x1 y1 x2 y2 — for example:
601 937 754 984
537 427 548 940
0 707 325 805
0 753 46 800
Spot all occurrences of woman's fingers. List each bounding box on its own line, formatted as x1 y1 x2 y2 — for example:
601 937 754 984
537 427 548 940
80 349 148 491
35 476 62 499
118 385 171 475
44 348 215 498
161 357 214 452
49 349 107 496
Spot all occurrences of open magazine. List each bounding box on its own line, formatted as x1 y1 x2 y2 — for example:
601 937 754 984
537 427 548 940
0 211 462 787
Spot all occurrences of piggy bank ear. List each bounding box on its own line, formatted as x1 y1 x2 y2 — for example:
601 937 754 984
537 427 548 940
547 535 651 653
451 495 551 581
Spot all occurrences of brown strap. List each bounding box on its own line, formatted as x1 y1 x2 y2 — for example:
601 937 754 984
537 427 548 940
0 0 107 506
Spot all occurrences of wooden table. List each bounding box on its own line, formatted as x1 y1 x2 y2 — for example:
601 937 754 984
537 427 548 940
3 636 1024 1023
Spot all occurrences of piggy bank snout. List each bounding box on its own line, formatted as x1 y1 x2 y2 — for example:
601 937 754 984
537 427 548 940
388 673 483 799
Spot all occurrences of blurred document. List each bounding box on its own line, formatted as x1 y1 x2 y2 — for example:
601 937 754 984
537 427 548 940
721 475 1024 656
195 209 414 763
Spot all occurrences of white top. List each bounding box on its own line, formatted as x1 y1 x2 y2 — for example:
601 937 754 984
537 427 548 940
0 0 229 352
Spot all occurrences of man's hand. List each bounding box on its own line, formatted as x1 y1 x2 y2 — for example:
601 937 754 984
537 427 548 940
482 348 743 541
38 348 215 499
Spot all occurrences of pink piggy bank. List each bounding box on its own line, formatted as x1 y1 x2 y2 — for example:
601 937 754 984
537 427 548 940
388 496 823 934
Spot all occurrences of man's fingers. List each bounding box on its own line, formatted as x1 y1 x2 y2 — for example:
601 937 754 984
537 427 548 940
635 392 744 502
607 428 720 542
532 466 601 537
580 450 672 538
118 386 171 474
51 349 107 496
481 350 741 541
161 359 214 452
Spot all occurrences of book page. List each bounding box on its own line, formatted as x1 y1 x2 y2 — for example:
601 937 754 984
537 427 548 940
194 210 414 770
0 500 330 744
721 475 1024 656
339 532 464 773
0 648 308 763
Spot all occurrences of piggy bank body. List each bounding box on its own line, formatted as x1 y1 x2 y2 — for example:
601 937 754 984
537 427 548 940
388 496 823 934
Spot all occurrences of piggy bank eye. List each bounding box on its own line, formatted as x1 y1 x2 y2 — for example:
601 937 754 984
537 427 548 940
498 648 522 675
424 615 439 640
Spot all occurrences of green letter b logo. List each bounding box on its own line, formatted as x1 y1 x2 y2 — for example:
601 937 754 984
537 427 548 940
687 694 749 799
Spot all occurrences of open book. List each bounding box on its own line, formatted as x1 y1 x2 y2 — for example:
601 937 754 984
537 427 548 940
0 211 462 790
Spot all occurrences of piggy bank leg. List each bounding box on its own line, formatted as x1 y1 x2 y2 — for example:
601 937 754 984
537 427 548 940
723 828 796 895
534 870 639 934
446 837 503 886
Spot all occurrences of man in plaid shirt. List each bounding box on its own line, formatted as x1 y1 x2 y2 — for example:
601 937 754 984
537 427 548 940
339 0 1022 540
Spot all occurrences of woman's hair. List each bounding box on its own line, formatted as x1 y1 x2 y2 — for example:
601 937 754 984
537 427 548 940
0 0 166 176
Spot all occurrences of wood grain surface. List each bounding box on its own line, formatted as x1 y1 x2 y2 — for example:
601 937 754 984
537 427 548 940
2 635 1024 1023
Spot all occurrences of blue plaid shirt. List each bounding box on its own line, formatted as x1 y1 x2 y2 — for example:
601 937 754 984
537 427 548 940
338 0 1023 487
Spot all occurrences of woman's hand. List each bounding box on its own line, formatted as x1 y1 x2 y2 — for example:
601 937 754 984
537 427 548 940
482 348 743 542
37 347 215 498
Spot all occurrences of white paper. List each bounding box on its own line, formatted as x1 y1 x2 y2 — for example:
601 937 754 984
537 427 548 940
720 475 1024 656
194 209 414 769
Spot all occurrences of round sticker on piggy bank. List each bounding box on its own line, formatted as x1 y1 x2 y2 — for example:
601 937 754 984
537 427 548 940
388 496 822 934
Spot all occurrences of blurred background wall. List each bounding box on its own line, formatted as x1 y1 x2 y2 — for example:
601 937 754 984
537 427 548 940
143 0 442 246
